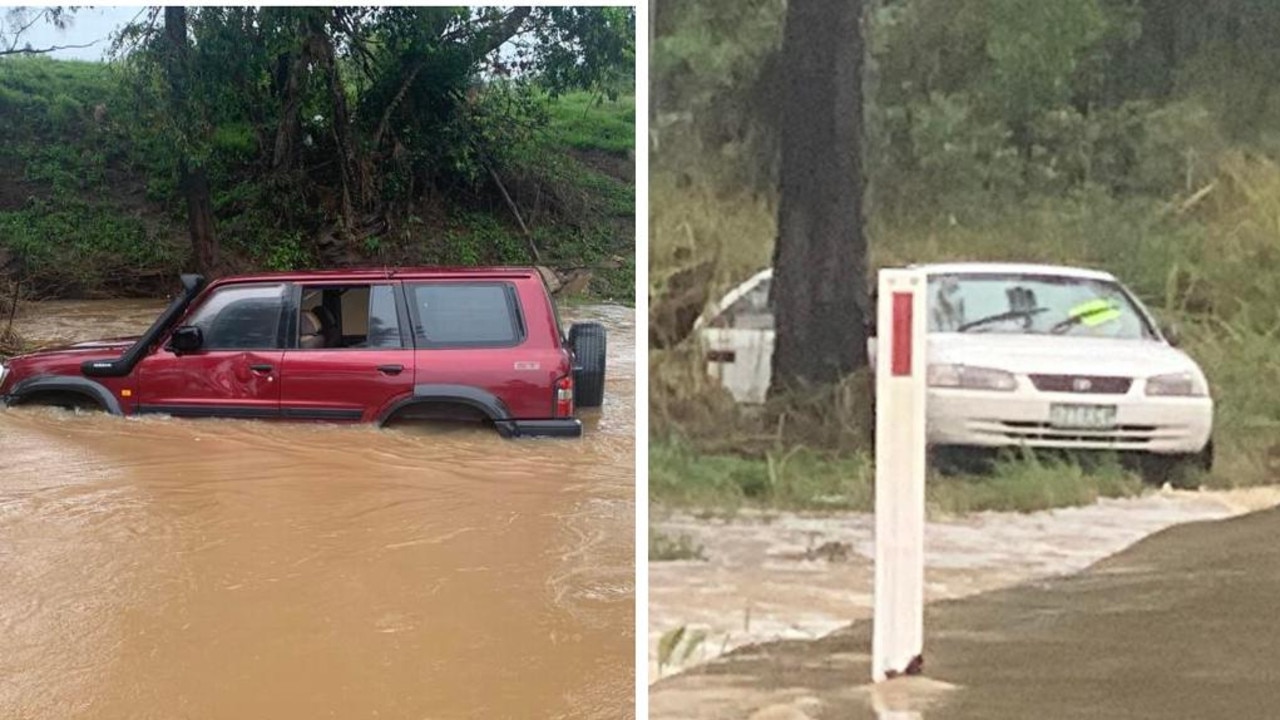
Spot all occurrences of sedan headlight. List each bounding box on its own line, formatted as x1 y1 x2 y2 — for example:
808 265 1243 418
928 364 1017 391
0 362 7 388
1145 371 1208 397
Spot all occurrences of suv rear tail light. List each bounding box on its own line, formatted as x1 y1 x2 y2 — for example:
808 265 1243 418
555 375 575 417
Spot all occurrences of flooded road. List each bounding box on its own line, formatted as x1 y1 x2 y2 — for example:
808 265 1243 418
1 300 635 719
651 498 1280 720
650 486 1280 682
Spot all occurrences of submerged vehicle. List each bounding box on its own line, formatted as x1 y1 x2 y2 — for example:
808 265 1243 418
0 268 607 438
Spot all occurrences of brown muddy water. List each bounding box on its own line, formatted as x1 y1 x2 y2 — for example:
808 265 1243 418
2 300 635 720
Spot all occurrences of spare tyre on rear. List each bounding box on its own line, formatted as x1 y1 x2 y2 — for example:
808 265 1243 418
567 322 607 408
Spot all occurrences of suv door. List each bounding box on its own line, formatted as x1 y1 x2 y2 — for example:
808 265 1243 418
278 282 414 422
135 282 288 418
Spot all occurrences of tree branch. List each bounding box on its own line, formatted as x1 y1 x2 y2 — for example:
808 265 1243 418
6 7 50 49
472 6 532 58
372 7 533 149
489 166 541 264
372 59 427 147
0 40 100 56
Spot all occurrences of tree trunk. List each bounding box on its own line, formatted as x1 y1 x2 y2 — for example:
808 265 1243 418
165 6 218 275
181 159 218 273
271 49 306 172
769 0 869 396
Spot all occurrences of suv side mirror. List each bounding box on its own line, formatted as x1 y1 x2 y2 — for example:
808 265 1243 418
1161 321 1182 347
168 326 204 354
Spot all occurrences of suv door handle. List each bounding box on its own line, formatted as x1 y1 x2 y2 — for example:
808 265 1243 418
250 364 274 373
377 364 404 376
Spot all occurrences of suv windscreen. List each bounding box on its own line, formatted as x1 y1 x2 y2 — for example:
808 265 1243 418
408 282 523 346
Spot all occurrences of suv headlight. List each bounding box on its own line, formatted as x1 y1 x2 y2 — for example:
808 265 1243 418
1145 371 1208 397
0 362 7 388
928 364 1017 391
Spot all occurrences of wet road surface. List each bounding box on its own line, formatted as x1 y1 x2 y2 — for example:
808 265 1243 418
651 492 1280 719
1 301 635 719
650 488 1280 679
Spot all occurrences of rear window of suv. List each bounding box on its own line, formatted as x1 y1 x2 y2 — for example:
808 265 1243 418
407 282 525 347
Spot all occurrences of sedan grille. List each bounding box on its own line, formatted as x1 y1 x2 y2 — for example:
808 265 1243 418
996 421 1157 446
1029 374 1132 395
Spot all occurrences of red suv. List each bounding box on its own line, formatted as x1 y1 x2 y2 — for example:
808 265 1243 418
0 268 607 438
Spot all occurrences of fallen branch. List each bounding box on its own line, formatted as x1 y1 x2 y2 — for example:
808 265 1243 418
489 166 541 264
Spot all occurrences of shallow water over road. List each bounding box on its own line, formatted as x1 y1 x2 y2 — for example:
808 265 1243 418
650 486 1280 682
2 300 635 719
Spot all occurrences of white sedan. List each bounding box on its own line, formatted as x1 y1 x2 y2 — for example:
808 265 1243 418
698 262 1214 470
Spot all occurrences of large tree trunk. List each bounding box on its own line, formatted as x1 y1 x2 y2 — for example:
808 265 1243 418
271 48 306 172
768 0 869 395
181 158 218 274
165 7 218 275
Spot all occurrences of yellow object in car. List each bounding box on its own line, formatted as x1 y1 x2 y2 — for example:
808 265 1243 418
1069 298 1122 326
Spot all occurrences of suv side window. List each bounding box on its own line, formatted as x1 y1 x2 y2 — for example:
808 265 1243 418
407 282 524 347
296 284 405 349
185 284 287 350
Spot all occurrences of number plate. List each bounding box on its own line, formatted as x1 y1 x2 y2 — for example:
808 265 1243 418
1049 404 1117 430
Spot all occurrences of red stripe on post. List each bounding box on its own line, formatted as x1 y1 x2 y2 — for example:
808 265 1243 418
892 292 913 376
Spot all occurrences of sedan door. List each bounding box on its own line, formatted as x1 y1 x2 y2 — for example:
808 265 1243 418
702 273 774 404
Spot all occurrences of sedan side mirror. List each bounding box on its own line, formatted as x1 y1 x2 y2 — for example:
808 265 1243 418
1161 321 1182 347
168 325 204 354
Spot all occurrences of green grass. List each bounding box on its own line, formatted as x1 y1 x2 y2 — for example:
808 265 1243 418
927 452 1146 515
651 437 1150 515
0 201 185 294
651 439 875 511
545 91 635 154
0 57 636 302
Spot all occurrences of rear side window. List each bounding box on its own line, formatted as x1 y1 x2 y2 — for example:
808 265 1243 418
408 282 524 347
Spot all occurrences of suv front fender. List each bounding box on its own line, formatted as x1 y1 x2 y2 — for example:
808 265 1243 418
5 376 123 415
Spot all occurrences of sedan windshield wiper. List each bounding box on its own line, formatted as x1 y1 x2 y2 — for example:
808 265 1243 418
957 307 1047 333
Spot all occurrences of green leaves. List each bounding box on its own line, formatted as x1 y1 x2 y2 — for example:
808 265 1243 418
982 0 1108 123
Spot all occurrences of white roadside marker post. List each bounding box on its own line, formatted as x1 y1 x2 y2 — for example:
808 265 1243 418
872 268 929 683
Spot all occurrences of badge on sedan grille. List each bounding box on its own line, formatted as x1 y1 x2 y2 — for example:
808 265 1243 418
1072 377 1093 392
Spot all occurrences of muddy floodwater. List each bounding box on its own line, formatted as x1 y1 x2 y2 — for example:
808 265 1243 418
2 300 635 719
652 495 1280 719
651 485 1280 714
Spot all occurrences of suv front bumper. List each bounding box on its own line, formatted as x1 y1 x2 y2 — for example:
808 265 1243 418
498 419 584 439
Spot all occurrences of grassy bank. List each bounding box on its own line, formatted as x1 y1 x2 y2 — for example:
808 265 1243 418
0 57 635 302
651 438 1146 516
650 152 1280 513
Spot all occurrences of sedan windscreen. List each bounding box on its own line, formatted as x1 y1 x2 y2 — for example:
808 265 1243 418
927 273 1157 340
